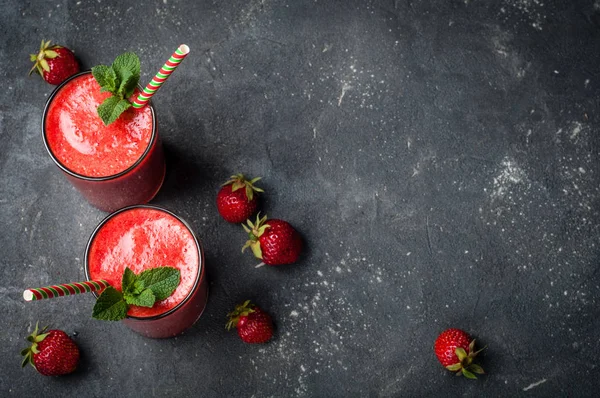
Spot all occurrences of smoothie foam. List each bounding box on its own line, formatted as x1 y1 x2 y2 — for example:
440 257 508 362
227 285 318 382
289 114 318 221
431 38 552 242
87 207 199 318
44 73 153 178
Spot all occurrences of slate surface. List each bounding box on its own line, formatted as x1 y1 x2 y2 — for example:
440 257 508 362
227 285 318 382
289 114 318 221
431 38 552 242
1 0 599 396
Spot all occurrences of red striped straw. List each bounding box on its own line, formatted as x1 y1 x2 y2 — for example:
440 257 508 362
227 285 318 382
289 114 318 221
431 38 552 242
132 44 190 109
23 280 110 301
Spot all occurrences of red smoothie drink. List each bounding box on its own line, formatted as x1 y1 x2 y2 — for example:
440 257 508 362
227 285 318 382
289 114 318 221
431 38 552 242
43 71 165 212
85 205 208 338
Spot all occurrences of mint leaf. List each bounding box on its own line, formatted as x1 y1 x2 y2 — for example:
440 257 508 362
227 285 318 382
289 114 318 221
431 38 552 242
109 99 132 123
92 287 128 321
97 96 120 125
121 267 137 295
112 52 140 76
112 52 140 86
124 288 155 308
122 268 146 295
121 266 156 307
137 267 181 301
92 65 117 94
97 96 131 126
117 69 137 99
93 52 141 125
131 279 145 295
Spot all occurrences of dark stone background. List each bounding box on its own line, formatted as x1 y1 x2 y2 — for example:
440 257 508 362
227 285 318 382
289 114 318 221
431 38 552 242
1 0 599 396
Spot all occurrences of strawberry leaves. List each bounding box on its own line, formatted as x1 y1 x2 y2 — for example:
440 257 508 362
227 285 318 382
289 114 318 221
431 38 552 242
92 52 141 126
92 266 180 321
455 347 468 361
21 322 49 368
226 300 255 330
222 174 264 202
29 40 80 85
444 341 486 379
468 364 485 375
242 213 270 259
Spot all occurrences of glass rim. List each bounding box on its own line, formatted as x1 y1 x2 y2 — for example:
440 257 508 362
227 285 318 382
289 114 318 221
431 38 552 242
41 70 157 182
83 204 203 321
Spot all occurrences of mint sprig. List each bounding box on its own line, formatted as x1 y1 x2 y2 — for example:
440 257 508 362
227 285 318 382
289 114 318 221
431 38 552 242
137 267 182 301
92 286 128 321
92 266 181 321
91 52 141 126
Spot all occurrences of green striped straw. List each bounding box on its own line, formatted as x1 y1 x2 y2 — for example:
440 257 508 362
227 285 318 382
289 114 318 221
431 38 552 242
132 44 190 109
23 280 110 301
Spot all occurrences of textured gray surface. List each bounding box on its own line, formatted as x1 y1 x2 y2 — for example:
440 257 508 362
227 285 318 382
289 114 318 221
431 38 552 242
1 0 600 396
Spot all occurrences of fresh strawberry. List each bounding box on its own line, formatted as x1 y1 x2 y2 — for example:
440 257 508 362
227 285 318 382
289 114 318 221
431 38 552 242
21 322 80 376
29 40 79 85
226 300 273 344
434 328 485 379
242 214 302 266
217 174 264 223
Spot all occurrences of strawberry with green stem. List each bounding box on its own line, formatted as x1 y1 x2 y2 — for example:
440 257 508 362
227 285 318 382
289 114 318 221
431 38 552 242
29 40 80 85
217 174 264 223
434 328 485 379
21 322 80 376
226 300 273 344
242 213 302 266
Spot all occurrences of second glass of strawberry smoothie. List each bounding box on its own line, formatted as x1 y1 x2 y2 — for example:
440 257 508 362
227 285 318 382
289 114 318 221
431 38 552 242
42 71 165 212
84 205 209 338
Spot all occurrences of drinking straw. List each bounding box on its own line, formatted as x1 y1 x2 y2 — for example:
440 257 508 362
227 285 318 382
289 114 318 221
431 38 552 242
132 44 190 109
23 280 110 301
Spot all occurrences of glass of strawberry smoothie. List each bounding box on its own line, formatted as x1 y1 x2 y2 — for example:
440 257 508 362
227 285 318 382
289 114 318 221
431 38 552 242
84 205 208 338
42 71 165 212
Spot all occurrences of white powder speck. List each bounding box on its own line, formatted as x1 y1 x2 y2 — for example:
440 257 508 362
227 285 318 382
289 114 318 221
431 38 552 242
523 378 548 391
502 0 546 31
335 266 342 273
290 310 299 317
491 156 527 200
317 270 323 277
570 122 583 141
